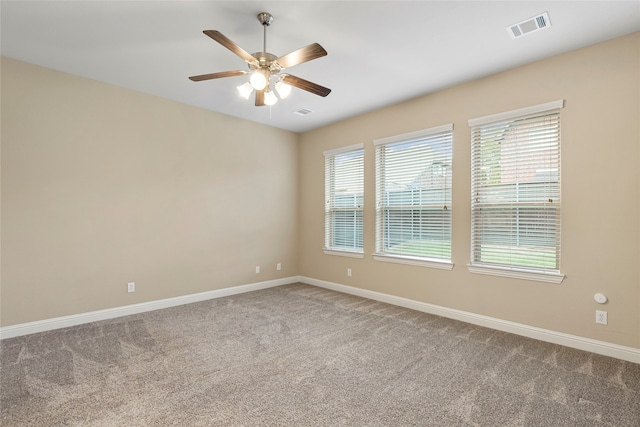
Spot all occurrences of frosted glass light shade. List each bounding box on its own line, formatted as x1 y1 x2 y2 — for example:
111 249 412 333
275 81 292 99
236 82 253 99
264 90 278 106
250 71 267 90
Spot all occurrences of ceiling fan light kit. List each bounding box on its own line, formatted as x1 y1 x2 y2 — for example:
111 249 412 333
189 12 331 107
249 70 267 90
264 90 278 106
237 82 254 99
275 80 292 99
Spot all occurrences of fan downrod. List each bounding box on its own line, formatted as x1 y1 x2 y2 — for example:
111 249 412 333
253 12 277 71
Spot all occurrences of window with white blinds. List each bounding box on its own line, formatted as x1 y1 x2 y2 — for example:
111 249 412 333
324 144 364 256
469 100 564 283
374 124 453 268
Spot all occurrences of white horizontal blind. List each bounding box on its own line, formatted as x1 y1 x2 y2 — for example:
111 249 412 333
324 145 364 253
470 105 561 273
375 125 453 261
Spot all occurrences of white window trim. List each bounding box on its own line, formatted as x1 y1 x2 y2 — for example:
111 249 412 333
373 123 454 268
467 264 565 284
323 143 364 157
373 123 453 146
374 254 454 270
468 100 564 127
468 100 565 283
323 249 365 259
324 143 365 255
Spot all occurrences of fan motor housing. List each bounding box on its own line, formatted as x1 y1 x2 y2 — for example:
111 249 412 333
250 52 280 72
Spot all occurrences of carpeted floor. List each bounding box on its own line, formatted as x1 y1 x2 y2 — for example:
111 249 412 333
1 283 639 426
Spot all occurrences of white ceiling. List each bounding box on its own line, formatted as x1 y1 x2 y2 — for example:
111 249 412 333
2 1 639 133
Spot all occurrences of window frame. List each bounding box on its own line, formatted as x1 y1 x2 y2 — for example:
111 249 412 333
468 100 565 284
323 143 365 258
373 124 454 270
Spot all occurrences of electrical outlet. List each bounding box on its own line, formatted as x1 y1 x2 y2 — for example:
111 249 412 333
277 263 282 271
347 268 352 277
127 282 135 293
255 266 260 274
596 310 607 325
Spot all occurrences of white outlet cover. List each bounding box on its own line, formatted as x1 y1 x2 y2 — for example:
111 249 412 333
596 310 608 325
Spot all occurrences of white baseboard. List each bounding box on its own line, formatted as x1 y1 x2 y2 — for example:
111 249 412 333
0 277 298 340
301 276 640 364
3 275 638 364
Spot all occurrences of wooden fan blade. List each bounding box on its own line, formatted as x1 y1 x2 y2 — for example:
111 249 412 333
189 70 248 82
203 30 257 65
255 89 265 106
281 74 331 97
276 43 327 69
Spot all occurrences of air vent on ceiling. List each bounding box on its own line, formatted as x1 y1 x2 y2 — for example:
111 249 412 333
507 12 551 39
294 108 313 116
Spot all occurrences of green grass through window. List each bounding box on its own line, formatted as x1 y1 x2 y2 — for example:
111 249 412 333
478 244 557 269
386 240 451 259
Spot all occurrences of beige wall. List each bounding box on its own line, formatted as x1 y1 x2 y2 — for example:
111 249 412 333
2 33 639 350
1 57 299 326
299 33 640 348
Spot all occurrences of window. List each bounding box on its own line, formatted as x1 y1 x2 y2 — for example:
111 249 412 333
469 100 564 283
324 144 364 257
374 124 453 269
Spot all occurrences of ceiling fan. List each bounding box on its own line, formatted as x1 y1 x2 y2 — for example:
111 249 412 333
189 12 331 106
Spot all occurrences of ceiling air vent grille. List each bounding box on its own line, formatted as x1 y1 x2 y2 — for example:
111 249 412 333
507 12 551 39
294 108 313 116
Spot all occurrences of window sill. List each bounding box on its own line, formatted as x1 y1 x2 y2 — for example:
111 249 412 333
467 264 565 284
373 254 453 270
323 249 365 259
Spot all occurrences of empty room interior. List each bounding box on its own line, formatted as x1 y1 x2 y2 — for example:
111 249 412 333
1 1 639 425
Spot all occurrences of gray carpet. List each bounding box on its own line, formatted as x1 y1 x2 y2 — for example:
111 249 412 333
1 283 639 426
